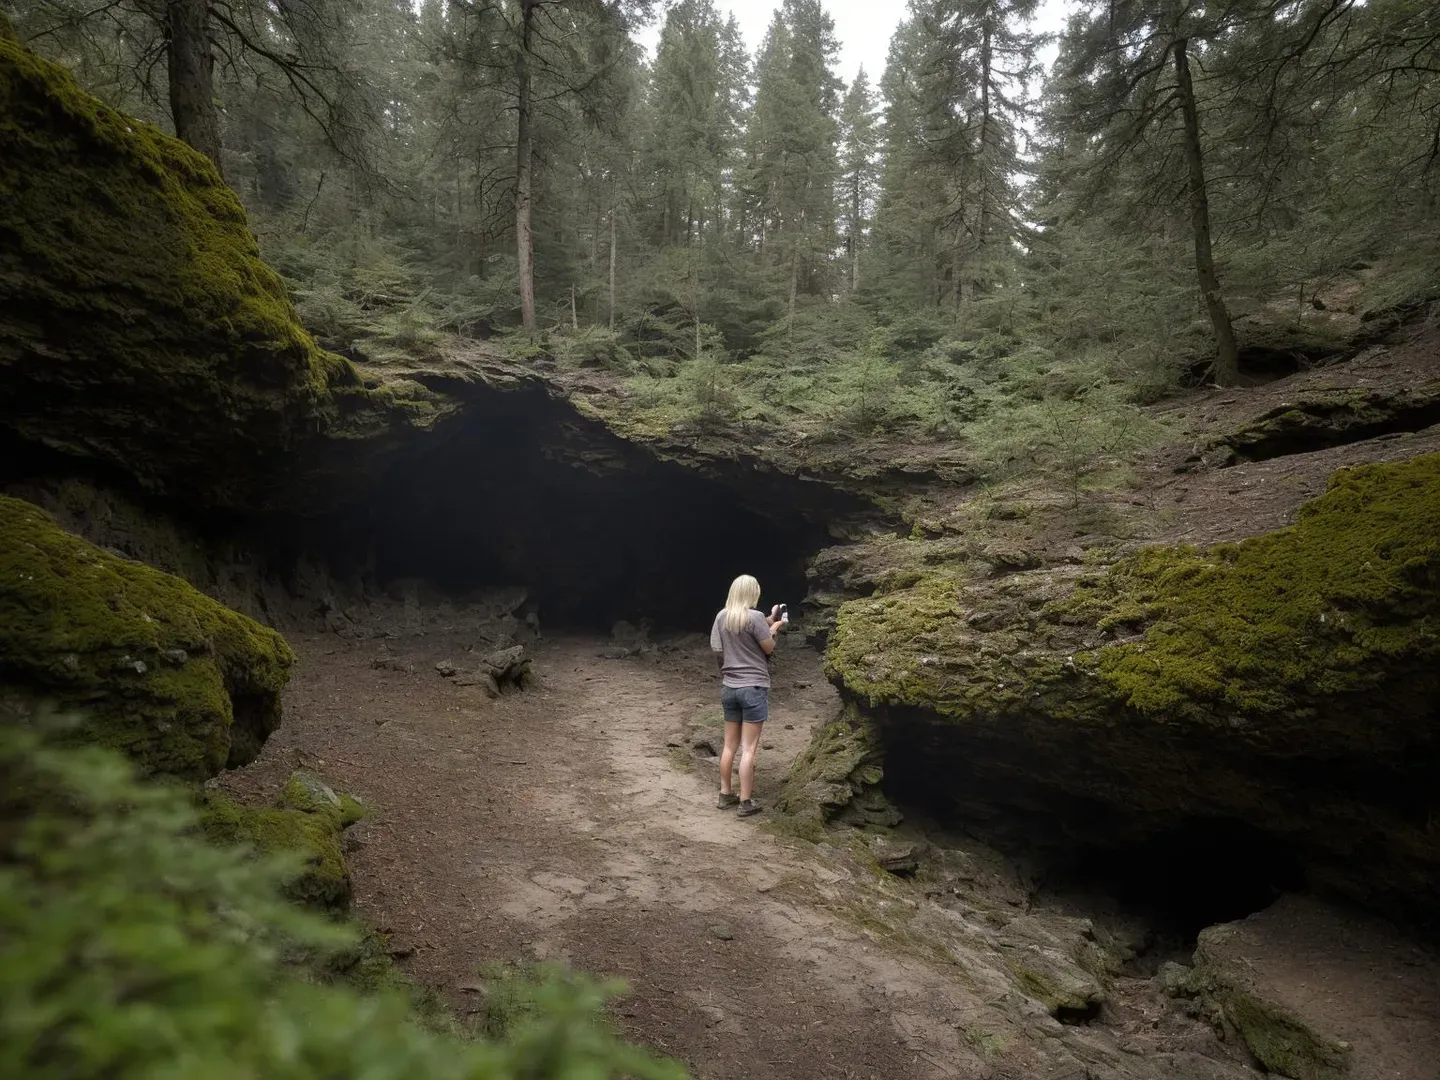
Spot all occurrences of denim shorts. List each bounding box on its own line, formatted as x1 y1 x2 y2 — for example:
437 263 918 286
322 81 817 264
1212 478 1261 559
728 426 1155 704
721 685 769 724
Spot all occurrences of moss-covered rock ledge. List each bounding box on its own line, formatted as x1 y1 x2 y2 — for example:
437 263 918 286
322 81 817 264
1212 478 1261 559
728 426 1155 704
826 454 1440 922
0 32 374 508
0 495 294 778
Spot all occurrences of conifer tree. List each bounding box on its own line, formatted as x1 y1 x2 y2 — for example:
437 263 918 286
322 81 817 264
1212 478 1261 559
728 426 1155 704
873 0 1038 310
838 69 880 294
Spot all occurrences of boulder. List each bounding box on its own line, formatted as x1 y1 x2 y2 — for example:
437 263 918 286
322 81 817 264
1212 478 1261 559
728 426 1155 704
199 768 366 911
1187 897 1440 1080
199 790 351 911
825 455 1440 922
867 834 920 875
0 35 364 509
1004 943 1107 1022
478 645 531 689
0 496 293 780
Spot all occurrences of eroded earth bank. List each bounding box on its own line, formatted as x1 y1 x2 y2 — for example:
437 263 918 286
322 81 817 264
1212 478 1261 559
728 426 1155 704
3 29 1440 1080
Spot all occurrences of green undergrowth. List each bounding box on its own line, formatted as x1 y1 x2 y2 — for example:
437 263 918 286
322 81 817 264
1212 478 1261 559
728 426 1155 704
0 495 294 779
0 726 687 1080
828 454 1440 740
198 790 353 911
542 307 1177 482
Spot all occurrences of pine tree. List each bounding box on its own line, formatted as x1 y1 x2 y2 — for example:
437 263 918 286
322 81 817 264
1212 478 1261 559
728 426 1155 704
837 69 880 294
872 0 1039 312
745 0 842 323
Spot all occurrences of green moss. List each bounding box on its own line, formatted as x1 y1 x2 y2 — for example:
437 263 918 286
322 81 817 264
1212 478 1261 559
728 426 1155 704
0 495 294 779
0 37 363 507
1090 454 1440 727
280 768 369 826
200 790 351 911
774 704 885 839
827 570 1087 722
829 455 1440 746
1224 991 1350 1080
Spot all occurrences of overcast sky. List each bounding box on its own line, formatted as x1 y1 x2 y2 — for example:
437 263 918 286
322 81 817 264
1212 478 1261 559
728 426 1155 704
638 0 1076 87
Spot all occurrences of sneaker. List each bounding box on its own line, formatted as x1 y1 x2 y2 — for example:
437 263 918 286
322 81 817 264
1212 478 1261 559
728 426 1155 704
716 792 740 809
736 799 762 818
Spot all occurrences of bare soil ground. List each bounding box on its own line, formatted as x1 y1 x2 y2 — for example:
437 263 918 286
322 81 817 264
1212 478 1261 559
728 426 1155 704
226 635 998 1079
1198 896 1440 1080
223 632 1259 1080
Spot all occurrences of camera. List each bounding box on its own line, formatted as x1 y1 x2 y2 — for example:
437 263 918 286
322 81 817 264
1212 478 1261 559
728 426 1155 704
778 604 790 624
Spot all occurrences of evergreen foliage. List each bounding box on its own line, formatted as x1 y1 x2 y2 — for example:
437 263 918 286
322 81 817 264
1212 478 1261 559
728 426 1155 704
0 724 687 1080
6 0 1440 468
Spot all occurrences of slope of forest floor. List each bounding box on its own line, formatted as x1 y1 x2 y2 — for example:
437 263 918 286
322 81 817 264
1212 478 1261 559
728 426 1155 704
221 633 1272 1080
804 328 1440 625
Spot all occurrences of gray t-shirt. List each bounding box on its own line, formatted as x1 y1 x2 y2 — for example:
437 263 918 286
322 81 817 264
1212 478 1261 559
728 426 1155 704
710 608 773 689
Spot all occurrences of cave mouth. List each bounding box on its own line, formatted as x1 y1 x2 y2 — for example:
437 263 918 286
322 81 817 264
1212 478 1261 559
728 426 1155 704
881 724 1305 946
1066 819 1305 943
335 387 843 632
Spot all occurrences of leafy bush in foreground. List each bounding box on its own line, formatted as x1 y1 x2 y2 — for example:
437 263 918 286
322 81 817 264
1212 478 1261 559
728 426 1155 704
0 727 686 1080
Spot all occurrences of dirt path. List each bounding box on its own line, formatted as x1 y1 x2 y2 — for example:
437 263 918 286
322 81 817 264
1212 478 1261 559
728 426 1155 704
226 632 1017 1080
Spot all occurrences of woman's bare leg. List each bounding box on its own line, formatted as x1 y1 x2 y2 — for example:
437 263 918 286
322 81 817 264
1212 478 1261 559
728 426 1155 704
738 721 764 802
719 720 742 795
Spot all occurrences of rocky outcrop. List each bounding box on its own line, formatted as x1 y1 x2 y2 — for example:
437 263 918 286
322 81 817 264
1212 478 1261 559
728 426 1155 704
199 770 365 910
0 33 369 508
1175 896 1440 1080
1199 385 1440 467
825 455 1440 924
774 704 887 838
0 495 293 779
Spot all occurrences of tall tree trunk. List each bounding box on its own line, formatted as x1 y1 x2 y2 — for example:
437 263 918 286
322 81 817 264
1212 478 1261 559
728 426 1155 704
1173 38 1239 386
787 242 799 342
515 0 537 333
166 0 222 174
849 172 861 293
692 250 702 359
608 189 618 332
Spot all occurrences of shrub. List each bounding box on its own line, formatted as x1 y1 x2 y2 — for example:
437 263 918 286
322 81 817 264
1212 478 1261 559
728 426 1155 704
0 725 686 1080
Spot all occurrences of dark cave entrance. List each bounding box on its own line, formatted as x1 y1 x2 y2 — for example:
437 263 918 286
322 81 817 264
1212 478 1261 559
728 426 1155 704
1066 819 1304 942
883 724 1306 946
342 388 854 631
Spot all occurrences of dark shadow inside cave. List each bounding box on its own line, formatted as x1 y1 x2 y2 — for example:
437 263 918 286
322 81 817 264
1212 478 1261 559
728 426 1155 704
1067 819 1305 942
882 722 1307 944
328 387 850 630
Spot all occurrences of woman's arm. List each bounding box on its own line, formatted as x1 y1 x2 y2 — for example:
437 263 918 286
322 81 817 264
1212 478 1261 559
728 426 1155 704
758 608 783 656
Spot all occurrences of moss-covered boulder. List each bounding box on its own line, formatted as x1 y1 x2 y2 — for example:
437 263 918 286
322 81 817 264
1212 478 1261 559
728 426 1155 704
0 34 364 508
199 776 357 911
827 455 1440 921
0 495 294 779
774 704 887 839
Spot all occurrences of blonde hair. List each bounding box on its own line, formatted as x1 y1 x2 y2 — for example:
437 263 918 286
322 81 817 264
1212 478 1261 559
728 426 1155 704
722 574 761 632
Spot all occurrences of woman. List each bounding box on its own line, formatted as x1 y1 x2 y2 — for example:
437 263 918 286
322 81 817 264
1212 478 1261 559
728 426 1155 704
709 574 785 817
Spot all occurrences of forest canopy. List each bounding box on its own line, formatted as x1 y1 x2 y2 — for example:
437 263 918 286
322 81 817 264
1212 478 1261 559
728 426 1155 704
8 0 1438 419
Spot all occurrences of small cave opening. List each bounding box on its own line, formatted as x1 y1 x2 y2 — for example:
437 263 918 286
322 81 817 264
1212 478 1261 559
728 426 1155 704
329 388 848 631
881 724 1306 949
1067 819 1305 943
